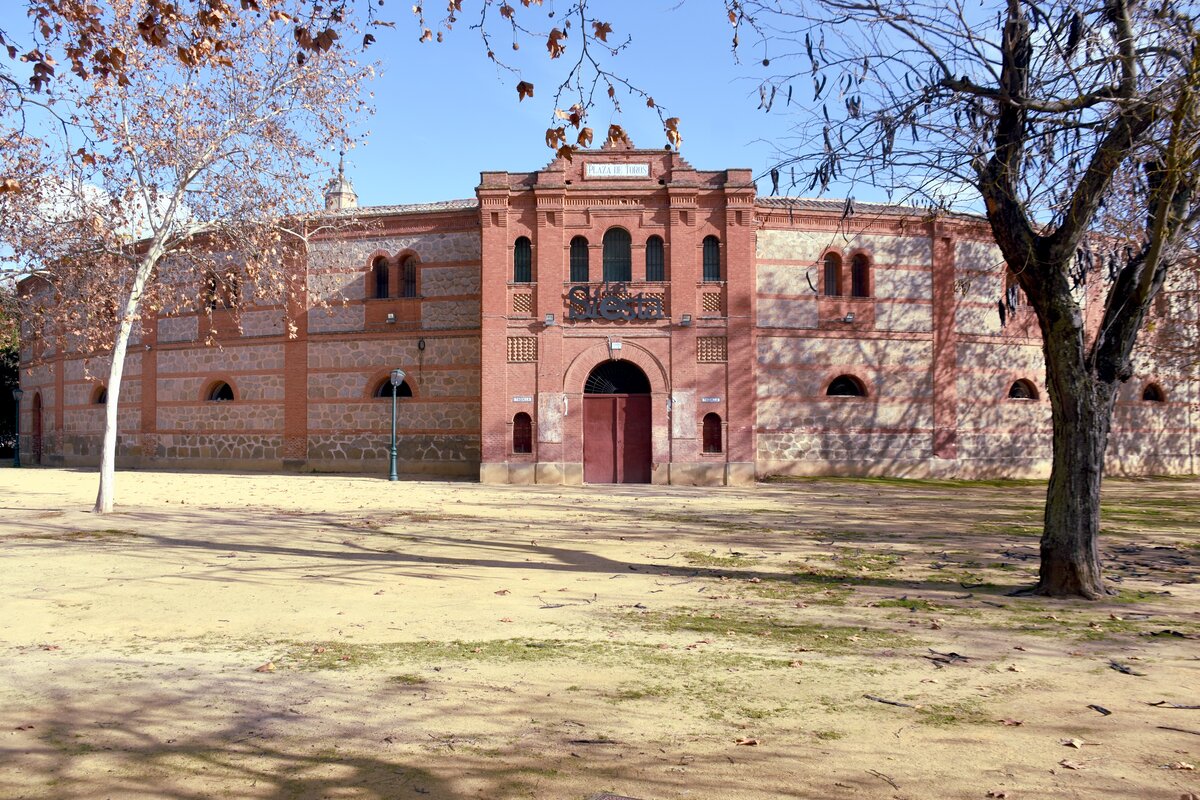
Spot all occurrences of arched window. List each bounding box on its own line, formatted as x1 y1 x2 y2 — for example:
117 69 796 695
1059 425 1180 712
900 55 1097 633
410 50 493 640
513 237 533 283
92 385 107 404
826 375 866 397
374 378 413 398
202 271 219 312
372 257 389 299
1142 383 1166 402
207 381 235 402
570 236 590 283
400 256 417 298
512 412 533 454
603 227 632 282
851 254 870 298
1008 379 1038 400
823 253 842 297
702 235 721 282
702 412 723 454
645 235 665 281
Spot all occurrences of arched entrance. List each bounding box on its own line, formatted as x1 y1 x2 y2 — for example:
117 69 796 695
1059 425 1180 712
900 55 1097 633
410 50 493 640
583 361 651 484
31 392 42 465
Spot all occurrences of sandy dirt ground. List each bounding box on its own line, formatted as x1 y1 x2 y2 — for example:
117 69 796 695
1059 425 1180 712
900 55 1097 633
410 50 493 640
0 467 1198 800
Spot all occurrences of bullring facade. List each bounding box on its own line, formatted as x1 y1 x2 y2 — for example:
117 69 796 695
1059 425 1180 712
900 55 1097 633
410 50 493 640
16 146 1196 484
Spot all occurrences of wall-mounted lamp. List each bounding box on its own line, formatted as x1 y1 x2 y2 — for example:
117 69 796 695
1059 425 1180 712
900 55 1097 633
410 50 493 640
843 313 855 324
386 312 396 324
417 338 426 351
544 313 556 327
606 338 623 361
679 314 693 327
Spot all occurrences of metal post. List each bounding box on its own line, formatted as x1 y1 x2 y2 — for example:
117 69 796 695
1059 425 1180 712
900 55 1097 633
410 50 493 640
388 368 405 481
12 387 23 468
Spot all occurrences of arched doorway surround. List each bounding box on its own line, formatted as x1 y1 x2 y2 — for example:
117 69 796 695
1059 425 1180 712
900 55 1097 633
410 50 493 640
563 341 669 485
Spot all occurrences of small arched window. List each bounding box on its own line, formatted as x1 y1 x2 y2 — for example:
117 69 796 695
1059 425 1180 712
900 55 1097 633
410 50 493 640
826 375 866 397
851 254 870 298
512 412 533 454
823 253 842 297
645 235 665 281
372 257 389 299
1008 379 1038 400
202 271 219 312
207 381 235 402
603 227 632 282
1142 383 1166 402
702 236 721 282
513 237 533 283
374 378 413 398
570 236 590 283
400 256 417 298
92 385 107 404
702 412 723 454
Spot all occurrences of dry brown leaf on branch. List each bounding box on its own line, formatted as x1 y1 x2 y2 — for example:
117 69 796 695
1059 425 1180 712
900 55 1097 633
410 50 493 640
546 27 566 58
577 127 593 147
592 21 612 41
516 80 534 101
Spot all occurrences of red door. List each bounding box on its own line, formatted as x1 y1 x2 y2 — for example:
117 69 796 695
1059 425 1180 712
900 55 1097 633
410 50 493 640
584 394 651 484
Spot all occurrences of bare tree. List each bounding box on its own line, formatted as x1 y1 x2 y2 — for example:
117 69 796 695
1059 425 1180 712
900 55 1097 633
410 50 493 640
0 0 370 512
729 0 1200 597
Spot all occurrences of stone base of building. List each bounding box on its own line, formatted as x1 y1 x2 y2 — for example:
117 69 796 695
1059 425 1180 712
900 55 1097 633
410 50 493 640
480 460 755 487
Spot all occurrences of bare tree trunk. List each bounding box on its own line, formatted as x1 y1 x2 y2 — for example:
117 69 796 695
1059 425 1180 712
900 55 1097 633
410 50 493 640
94 251 159 514
1035 336 1117 599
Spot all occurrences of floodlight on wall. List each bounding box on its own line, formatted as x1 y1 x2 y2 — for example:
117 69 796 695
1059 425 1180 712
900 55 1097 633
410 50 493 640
544 313 556 327
386 312 396 324
606 338 623 361
679 314 693 327
843 313 855 323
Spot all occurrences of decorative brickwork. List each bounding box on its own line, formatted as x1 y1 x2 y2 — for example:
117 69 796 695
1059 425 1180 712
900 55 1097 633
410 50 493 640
697 336 727 362
701 291 722 313
512 292 533 316
508 336 537 363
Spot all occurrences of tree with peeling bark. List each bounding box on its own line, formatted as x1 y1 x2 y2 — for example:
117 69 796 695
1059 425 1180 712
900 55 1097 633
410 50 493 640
1 0 371 513
729 0 1200 597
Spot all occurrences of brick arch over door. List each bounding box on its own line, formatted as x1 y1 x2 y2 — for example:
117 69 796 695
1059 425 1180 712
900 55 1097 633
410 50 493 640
562 341 669 397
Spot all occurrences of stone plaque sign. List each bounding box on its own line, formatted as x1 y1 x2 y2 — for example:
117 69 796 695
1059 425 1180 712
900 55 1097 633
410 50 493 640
701 396 722 403
584 163 650 179
512 395 533 403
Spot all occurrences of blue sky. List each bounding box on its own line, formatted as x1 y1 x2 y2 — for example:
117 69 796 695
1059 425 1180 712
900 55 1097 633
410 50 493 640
0 3 883 207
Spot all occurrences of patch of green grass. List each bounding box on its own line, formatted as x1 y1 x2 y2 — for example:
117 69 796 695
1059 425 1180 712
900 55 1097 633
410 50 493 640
20 528 140 542
682 550 754 568
813 729 846 740
633 609 915 652
915 699 992 726
874 598 939 611
833 548 902 573
388 673 427 686
610 683 672 702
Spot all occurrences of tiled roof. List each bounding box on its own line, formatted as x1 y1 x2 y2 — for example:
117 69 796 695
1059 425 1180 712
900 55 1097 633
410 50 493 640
757 196 984 222
343 198 478 217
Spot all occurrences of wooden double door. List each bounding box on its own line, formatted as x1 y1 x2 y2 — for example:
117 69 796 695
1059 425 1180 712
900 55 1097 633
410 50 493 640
583 394 651 484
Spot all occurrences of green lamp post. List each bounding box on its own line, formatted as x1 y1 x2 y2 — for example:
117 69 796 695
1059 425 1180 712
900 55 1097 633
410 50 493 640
388 368 406 482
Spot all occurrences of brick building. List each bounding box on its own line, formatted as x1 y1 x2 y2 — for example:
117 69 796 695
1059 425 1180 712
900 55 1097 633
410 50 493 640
16 146 1197 483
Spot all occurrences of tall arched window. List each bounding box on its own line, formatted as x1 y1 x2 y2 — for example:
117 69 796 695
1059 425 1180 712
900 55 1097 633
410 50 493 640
1143 383 1166 402
512 412 533 454
603 227 632 282
400 256 417 298
513 237 532 283
373 257 389 299
702 413 723 454
823 253 842 297
702 236 721 282
1008 379 1038 400
202 271 219 311
92 385 107 404
645 235 665 281
570 236 590 282
851 254 870 298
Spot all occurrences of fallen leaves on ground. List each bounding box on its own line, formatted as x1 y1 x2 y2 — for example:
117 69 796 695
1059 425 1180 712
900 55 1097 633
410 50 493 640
254 661 275 673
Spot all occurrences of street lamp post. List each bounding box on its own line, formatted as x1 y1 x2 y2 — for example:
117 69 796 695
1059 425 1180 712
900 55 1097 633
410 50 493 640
12 387 23 468
388 368 406 482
